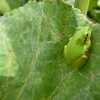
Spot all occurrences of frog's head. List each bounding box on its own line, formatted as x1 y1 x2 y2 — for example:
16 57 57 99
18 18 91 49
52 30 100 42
84 27 91 52
84 27 91 44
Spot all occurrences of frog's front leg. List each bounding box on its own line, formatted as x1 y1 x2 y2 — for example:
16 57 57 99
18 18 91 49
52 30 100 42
84 39 91 52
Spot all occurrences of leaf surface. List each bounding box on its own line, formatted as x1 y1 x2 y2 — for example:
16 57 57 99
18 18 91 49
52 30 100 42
0 0 100 100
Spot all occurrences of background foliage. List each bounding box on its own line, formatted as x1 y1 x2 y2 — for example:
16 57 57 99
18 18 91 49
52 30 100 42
0 0 100 100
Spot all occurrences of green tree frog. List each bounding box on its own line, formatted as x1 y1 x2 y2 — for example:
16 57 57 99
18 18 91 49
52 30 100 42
64 26 91 70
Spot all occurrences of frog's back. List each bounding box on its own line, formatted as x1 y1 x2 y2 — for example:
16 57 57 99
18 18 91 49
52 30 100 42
66 37 85 64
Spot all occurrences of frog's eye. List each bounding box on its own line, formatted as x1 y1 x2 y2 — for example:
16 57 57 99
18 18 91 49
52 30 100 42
84 33 88 43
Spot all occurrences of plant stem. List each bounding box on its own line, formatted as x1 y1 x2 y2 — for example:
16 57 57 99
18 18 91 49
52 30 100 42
74 0 90 15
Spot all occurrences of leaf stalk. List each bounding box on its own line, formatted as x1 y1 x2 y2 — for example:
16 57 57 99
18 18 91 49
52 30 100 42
74 0 90 15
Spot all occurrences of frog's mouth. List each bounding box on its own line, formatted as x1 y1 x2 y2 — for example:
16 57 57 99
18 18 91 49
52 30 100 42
84 33 88 43
84 27 91 44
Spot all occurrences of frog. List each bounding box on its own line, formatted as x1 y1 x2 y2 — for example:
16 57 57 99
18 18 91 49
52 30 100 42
63 26 91 70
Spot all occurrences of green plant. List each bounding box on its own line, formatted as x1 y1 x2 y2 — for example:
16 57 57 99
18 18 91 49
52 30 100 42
74 0 90 15
0 0 100 100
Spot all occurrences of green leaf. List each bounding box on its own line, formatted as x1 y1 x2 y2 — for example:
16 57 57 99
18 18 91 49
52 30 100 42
0 0 100 100
0 0 27 14
7 0 27 9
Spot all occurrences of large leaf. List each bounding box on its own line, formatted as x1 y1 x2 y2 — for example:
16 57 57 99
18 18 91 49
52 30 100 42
0 0 100 100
